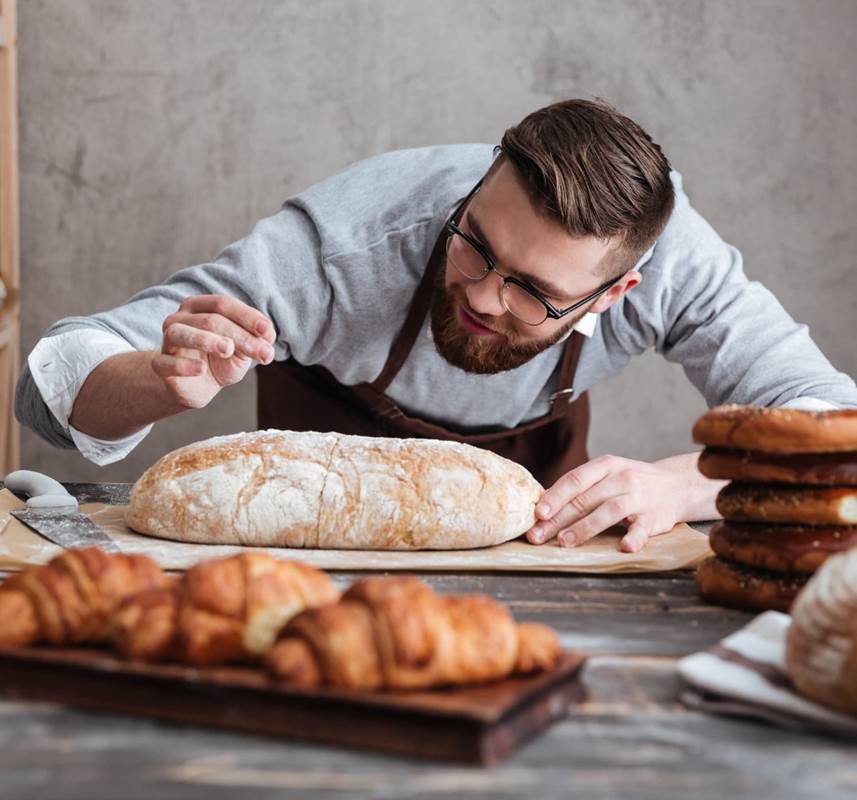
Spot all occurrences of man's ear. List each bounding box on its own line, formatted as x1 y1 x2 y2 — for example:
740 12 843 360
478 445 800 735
589 270 642 314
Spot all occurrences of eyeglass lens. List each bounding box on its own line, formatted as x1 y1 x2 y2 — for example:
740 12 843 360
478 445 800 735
446 232 548 325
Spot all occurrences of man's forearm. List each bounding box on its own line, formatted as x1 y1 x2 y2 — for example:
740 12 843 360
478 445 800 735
655 451 728 522
69 351 188 440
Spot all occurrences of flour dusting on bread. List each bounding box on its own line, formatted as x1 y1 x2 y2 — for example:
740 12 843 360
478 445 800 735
126 430 543 550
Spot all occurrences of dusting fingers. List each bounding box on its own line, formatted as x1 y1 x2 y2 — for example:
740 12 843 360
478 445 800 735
151 352 205 378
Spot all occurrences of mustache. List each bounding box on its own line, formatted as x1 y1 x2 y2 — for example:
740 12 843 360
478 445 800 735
459 304 500 334
451 292 506 336
432 272 574 374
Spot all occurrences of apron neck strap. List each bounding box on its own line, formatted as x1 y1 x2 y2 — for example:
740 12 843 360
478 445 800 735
370 225 447 393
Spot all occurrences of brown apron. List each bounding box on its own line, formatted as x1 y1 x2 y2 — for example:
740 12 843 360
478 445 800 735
256 230 590 488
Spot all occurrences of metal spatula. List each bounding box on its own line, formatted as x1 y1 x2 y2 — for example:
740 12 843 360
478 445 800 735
4 470 120 552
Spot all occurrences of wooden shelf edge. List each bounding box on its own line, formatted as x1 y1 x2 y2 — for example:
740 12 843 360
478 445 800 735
0 288 19 327
0 289 20 350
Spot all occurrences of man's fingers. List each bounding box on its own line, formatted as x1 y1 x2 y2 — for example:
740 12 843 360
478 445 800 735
177 295 276 343
528 502 585 544
620 519 674 553
619 518 652 553
164 314 273 363
152 352 206 378
256 318 277 343
529 471 630 544
526 522 560 545
536 455 620 521
556 494 633 548
162 322 235 358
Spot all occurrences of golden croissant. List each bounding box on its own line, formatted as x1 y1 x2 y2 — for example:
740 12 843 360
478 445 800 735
0 547 169 648
110 552 340 665
265 575 562 689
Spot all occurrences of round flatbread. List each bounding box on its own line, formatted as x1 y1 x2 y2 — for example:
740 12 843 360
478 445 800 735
698 447 857 485
709 521 857 573
694 556 808 613
716 483 857 526
693 405 857 454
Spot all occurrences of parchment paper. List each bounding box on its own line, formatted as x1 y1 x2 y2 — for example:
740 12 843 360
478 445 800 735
0 489 711 573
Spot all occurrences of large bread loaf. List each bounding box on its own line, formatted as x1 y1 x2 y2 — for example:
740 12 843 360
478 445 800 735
125 430 543 550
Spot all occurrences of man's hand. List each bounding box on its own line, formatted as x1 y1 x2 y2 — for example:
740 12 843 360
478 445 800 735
526 453 725 552
153 295 276 409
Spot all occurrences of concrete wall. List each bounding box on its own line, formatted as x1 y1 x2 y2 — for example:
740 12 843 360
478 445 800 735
17 0 857 483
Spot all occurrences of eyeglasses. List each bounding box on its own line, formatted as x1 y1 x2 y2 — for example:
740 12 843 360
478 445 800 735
444 180 623 326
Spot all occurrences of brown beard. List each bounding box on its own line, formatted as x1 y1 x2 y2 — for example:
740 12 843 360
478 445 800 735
428 263 582 374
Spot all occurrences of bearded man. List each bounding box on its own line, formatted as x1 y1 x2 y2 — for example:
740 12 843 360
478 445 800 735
17 98 857 551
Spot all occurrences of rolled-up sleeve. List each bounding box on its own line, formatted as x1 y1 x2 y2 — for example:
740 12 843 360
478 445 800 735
23 328 154 465
16 202 332 463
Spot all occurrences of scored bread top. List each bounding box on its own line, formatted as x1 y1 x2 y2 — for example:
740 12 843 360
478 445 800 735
125 429 544 550
692 404 857 453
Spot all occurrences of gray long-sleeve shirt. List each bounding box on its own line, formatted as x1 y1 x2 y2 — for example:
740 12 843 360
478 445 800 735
16 144 857 464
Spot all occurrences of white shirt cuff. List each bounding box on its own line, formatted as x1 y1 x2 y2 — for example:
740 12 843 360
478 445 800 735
28 328 155 465
67 421 153 466
778 397 839 412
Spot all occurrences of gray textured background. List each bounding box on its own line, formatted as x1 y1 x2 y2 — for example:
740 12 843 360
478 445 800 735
17 0 857 483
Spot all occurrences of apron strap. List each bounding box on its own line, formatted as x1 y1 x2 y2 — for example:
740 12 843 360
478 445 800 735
369 227 447 395
548 326 585 414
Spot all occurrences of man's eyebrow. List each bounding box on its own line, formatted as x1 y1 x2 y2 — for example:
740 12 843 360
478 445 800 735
466 211 576 302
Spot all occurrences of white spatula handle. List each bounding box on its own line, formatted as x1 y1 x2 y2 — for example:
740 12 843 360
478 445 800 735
4 470 79 510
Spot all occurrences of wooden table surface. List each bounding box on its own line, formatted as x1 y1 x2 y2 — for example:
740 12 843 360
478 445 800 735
1 483 855 800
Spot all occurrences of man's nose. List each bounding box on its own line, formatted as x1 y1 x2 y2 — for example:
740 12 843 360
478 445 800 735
465 274 506 318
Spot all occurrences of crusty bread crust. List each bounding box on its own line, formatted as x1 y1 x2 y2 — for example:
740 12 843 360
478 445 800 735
125 430 543 550
716 483 857 526
708 522 857 573
692 405 857 453
786 548 857 716
694 556 808 612
698 447 857 485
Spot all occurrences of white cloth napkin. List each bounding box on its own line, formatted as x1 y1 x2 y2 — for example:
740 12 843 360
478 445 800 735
677 610 857 737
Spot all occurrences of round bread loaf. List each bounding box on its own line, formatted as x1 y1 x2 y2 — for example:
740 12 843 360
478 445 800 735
786 547 857 716
708 522 857 573
698 447 857 485
716 483 857 526
694 556 809 612
125 429 543 550
692 405 857 453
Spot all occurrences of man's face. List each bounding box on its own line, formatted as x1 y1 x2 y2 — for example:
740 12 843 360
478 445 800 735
429 160 627 374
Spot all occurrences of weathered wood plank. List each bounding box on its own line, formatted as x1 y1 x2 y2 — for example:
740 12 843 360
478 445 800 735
1 659 855 800
0 647 586 765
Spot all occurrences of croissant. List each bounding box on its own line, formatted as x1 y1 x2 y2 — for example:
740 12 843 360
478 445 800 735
265 576 562 689
0 547 169 648
110 552 340 665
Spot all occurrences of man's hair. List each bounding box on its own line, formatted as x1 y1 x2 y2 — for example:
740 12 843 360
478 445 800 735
496 98 675 277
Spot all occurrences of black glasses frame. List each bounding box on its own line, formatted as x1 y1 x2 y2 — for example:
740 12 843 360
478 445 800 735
444 179 623 326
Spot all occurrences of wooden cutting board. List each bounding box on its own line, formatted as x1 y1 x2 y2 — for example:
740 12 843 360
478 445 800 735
0 646 585 764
